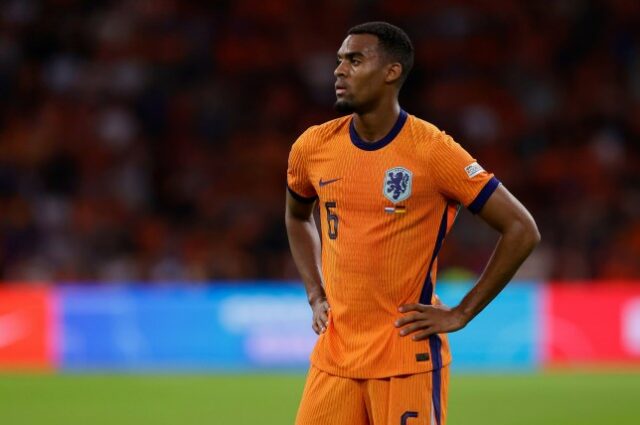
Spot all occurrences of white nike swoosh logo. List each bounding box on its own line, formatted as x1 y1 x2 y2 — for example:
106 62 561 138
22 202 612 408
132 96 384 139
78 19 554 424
0 312 28 348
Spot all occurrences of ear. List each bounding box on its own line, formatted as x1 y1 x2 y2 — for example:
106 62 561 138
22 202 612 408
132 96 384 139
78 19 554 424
385 63 403 85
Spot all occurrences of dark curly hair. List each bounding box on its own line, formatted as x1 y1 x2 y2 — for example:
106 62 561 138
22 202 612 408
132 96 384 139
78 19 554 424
348 21 414 86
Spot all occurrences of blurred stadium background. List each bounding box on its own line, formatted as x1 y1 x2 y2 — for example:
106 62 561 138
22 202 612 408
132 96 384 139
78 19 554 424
1 0 639 424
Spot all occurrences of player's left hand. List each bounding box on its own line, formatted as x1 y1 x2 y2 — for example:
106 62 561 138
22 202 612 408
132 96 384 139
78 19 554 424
395 302 468 341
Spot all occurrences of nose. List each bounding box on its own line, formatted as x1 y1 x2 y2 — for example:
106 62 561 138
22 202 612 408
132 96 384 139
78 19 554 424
334 60 347 78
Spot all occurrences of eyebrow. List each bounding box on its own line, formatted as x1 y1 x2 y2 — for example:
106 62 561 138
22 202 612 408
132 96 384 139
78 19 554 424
337 51 365 60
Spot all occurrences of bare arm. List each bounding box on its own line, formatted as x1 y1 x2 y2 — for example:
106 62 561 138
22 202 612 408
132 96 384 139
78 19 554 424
396 185 541 340
285 190 330 334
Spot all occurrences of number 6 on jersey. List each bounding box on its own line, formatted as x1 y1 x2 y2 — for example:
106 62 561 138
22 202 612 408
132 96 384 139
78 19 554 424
325 201 338 239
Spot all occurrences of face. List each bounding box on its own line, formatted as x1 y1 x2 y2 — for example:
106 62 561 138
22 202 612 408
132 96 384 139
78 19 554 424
334 34 393 114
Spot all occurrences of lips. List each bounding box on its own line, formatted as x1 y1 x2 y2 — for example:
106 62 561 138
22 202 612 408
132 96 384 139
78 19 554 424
335 82 347 96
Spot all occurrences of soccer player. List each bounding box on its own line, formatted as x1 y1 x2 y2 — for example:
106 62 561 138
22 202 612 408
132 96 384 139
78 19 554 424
285 22 540 425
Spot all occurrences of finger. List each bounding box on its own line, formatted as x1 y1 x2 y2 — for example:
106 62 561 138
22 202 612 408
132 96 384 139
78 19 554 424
312 321 320 335
411 329 435 341
317 310 329 327
398 303 423 313
316 316 328 333
395 313 422 327
398 320 431 336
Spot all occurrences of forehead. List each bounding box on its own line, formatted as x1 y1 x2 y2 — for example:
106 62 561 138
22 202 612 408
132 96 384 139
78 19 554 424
337 33 381 57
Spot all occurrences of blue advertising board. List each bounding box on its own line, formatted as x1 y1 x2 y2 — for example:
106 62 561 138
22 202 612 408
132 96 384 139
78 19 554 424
59 282 540 371
437 281 541 371
59 284 314 371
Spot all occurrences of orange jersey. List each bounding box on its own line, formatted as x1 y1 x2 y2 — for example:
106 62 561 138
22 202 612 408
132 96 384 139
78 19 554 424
287 110 499 378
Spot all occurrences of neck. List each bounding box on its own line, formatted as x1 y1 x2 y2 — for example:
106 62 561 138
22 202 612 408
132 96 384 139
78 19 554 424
352 100 402 143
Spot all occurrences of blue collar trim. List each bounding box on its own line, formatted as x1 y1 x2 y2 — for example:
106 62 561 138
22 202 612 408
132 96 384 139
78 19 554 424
349 110 408 151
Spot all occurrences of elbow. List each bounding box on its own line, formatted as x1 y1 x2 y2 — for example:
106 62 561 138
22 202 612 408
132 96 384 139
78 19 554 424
532 222 541 247
529 226 541 252
521 214 541 252
504 212 540 254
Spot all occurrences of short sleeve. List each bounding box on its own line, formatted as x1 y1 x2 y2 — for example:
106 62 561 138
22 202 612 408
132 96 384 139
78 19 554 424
287 130 318 203
429 132 500 214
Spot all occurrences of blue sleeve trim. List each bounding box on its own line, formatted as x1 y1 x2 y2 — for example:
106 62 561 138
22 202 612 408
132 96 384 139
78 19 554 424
468 177 500 214
287 185 317 204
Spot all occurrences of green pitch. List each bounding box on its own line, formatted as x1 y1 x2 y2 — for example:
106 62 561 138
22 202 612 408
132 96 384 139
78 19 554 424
0 370 638 424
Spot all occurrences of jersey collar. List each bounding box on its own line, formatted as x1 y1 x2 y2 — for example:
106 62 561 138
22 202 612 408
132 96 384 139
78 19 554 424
349 109 408 151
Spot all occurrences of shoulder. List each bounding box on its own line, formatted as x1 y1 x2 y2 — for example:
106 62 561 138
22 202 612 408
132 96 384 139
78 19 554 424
403 114 450 157
404 115 476 174
292 115 351 151
407 115 445 142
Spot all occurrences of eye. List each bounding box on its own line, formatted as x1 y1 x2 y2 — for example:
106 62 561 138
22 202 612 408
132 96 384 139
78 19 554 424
351 59 361 66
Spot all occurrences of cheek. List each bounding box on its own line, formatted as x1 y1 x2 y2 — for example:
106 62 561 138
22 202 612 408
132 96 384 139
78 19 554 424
355 78 382 102
353 71 382 96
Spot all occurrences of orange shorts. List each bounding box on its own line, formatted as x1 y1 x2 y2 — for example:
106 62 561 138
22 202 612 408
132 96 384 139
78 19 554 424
295 365 449 425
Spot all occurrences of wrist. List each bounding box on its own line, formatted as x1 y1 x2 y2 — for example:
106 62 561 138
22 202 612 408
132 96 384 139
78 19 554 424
452 305 472 327
307 290 326 306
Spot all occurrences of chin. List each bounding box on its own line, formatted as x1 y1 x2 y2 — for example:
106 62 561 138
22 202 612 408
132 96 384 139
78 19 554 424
334 99 356 114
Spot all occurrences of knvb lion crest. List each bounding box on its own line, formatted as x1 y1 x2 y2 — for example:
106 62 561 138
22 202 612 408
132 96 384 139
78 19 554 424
383 167 412 203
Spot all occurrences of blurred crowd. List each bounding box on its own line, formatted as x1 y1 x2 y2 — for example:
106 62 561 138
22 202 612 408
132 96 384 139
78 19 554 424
0 0 639 283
